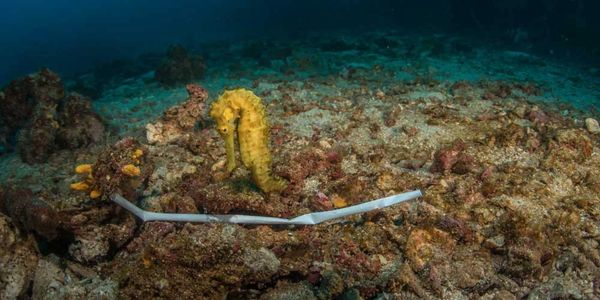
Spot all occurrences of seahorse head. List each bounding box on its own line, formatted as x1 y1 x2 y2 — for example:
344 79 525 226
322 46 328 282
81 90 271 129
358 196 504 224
210 104 237 138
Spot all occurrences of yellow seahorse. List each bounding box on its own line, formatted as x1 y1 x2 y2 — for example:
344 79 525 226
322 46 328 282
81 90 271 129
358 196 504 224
210 88 287 193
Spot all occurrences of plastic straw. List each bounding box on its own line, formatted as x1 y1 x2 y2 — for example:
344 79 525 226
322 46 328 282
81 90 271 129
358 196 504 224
110 189 422 225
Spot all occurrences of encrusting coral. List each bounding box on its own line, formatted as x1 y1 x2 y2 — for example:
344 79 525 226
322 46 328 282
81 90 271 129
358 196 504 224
210 89 287 193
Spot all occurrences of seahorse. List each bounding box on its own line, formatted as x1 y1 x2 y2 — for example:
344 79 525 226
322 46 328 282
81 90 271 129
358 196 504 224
210 88 287 193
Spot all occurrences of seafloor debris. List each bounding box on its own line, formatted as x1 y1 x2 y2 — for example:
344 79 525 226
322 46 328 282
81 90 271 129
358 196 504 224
0 68 105 163
154 44 206 87
146 83 208 144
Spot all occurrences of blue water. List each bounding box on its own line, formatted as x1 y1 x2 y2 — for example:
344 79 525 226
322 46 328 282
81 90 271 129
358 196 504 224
1 0 599 85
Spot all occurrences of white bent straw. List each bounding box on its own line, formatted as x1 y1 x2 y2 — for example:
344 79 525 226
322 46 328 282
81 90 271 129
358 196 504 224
110 189 422 225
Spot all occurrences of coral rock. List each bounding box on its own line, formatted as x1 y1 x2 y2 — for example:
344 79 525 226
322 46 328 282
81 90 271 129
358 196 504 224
17 101 59 163
0 214 40 299
89 138 153 200
146 84 208 144
451 153 476 175
0 68 64 151
0 186 59 240
69 228 110 263
405 228 456 271
55 93 105 149
528 107 550 125
1 69 105 163
585 117 600 134
32 257 119 299
430 140 464 173
260 281 316 300
430 139 475 174
548 129 593 162
376 172 396 191
243 247 280 277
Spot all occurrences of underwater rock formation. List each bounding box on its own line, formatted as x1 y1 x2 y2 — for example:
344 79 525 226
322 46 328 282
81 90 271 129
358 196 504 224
0 214 39 299
154 45 206 87
0 186 59 240
0 68 64 154
55 94 106 149
17 101 60 164
0 69 105 163
146 83 208 144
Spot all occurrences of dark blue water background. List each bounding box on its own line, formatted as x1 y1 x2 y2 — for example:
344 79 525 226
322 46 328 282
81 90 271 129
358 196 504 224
1 0 599 85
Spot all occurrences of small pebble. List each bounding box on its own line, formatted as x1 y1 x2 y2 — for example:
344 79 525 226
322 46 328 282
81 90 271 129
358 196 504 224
318 139 332 149
483 235 505 250
182 164 197 175
585 118 600 134
211 159 226 171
